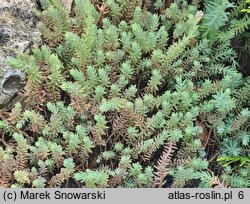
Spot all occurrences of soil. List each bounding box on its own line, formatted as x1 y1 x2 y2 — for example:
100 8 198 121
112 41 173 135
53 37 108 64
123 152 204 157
231 34 250 76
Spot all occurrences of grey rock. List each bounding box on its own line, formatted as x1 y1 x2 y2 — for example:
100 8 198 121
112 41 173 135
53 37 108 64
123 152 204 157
0 0 41 107
60 0 74 13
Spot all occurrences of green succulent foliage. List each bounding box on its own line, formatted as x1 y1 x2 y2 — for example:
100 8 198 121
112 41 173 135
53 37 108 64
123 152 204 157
74 169 109 188
241 0 250 13
0 0 249 188
14 170 30 185
33 177 46 188
200 0 234 39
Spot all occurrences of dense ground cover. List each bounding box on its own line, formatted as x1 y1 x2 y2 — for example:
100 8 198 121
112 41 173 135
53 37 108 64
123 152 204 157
0 0 249 188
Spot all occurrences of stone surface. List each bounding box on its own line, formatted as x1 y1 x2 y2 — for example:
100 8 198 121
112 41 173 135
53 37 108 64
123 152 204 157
60 0 74 13
0 0 41 107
